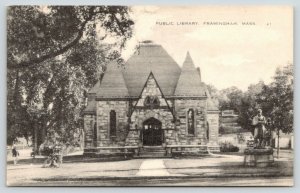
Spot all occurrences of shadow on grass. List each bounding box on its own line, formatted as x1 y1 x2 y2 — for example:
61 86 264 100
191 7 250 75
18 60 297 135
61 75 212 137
7 155 134 165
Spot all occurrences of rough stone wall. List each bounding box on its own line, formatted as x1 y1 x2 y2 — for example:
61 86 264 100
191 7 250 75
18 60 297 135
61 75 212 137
126 109 176 146
207 112 219 145
166 99 174 108
174 99 207 145
83 115 96 148
125 74 176 146
96 100 129 147
135 74 168 107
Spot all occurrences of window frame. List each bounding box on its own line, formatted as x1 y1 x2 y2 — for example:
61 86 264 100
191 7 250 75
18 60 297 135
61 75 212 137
187 108 196 136
109 110 117 138
144 96 160 108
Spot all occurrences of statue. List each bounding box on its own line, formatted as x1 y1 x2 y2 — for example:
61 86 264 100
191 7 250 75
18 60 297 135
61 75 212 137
244 109 274 167
264 118 273 147
252 109 268 148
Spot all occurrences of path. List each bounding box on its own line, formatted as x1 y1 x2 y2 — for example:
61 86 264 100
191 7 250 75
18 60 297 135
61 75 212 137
136 159 170 176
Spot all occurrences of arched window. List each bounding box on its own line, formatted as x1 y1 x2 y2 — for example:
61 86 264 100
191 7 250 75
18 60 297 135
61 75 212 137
152 97 160 106
144 96 151 106
110 110 117 137
144 96 160 107
187 109 195 135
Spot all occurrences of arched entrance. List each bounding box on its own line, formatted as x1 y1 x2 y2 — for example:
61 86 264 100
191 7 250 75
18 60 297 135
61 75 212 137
142 117 163 146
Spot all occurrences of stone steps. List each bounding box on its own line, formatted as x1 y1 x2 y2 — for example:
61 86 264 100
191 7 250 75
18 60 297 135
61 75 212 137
133 155 172 159
141 149 166 153
136 146 169 158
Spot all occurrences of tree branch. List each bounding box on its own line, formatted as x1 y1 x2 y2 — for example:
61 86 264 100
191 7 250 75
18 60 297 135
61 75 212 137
111 12 125 36
9 7 96 70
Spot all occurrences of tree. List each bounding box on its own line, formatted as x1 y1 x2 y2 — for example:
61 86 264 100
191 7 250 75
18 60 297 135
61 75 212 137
7 6 134 145
219 86 243 112
238 81 266 132
256 64 293 134
255 64 293 156
7 6 133 69
205 64 293 145
206 84 218 99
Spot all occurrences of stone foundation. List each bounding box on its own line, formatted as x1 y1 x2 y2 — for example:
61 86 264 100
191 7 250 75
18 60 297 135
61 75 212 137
244 148 274 167
84 145 212 159
166 145 209 158
83 146 138 159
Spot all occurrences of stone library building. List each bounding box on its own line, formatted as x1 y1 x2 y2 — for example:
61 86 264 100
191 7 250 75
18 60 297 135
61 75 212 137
83 42 220 158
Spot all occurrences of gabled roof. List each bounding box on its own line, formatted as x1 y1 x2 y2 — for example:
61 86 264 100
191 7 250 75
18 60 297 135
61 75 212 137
174 52 206 97
122 43 181 97
130 72 175 119
96 61 130 99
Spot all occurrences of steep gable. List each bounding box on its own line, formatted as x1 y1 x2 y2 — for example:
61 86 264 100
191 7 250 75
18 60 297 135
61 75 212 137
135 72 169 107
122 43 181 97
96 61 130 99
174 52 206 97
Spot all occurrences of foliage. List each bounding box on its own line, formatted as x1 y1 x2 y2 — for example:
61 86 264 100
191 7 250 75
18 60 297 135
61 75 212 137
214 64 293 135
7 6 134 145
219 86 244 112
220 142 240 152
237 81 266 132
256 64 293 134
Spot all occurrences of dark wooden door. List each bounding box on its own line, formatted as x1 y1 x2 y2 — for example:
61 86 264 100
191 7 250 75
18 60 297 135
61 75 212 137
143 118 162 146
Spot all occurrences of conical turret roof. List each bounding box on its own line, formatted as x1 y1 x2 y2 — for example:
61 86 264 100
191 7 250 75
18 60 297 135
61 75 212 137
96 61 130 99
174 52 206 97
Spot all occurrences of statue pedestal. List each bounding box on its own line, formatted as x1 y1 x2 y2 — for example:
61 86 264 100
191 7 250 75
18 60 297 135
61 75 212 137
244 147 274 167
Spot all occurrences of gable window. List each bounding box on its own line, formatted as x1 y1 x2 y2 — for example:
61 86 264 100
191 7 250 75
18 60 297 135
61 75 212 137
187 109 195 135
110 110 117 137
144 96 160 107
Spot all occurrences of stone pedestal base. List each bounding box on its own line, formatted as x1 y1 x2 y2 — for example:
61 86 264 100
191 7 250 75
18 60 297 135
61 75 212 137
244 148 274 167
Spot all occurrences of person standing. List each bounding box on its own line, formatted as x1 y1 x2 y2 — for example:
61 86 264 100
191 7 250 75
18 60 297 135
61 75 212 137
12 145 19 165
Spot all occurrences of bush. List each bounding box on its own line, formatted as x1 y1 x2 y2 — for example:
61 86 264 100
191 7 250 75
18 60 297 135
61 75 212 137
220 142 240 152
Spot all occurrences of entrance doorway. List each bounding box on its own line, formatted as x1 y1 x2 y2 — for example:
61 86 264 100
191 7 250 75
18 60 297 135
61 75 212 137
142 117 163 146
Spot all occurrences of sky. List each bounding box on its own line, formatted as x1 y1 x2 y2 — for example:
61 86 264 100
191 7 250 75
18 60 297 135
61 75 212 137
118 6 293 91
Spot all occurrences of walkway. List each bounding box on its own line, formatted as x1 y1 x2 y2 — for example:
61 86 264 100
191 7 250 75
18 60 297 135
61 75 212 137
136 159 170 176
6 154 293 186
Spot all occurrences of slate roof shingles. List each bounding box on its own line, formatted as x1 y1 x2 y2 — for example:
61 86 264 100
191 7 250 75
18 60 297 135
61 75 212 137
84 43 210 114
88 43 207 101
174 52 207 97
96 60 130 99
122 43 181 97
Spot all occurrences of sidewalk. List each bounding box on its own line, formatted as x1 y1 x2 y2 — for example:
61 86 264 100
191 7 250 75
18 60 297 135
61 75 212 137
7 153 293 186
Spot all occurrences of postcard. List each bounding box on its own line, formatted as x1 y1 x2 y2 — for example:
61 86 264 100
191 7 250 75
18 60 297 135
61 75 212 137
6 5 293 186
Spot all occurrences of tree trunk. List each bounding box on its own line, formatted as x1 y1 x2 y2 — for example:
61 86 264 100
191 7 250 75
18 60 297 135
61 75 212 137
34 122 38 153
277 129 280 159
